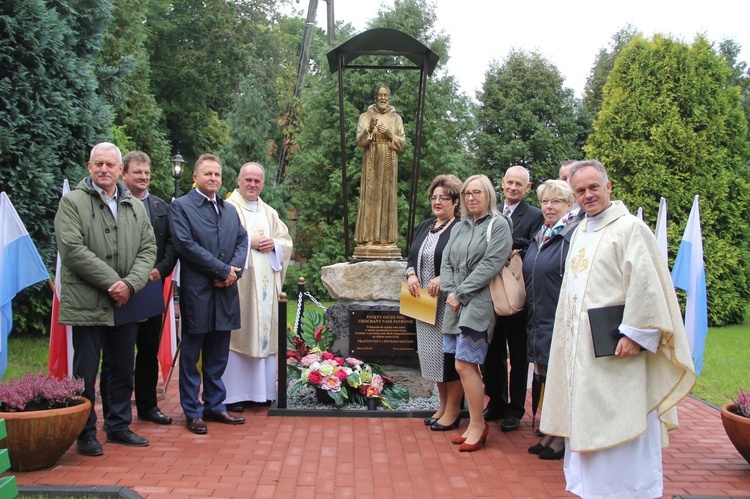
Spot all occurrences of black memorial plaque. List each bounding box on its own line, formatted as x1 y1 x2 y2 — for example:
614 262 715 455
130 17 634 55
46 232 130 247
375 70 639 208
349 309 417 357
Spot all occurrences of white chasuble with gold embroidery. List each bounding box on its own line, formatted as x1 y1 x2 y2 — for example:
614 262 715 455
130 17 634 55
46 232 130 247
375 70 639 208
540 201 695 454
239 208 274 356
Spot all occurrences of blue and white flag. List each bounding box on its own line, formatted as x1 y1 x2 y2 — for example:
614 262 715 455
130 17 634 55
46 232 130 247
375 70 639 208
0 192 50 378
655 197 668 268
671 195 708 375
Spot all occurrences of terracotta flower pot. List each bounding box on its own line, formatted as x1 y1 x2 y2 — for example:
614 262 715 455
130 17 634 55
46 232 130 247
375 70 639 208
0 397 91 472
720 403 750 465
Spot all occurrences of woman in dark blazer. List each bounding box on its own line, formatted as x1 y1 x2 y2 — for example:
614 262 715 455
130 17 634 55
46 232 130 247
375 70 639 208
523 179 579 460
406 175 463 430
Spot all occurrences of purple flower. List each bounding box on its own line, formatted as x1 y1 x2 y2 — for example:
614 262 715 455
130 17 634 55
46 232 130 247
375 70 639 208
0 372 84 412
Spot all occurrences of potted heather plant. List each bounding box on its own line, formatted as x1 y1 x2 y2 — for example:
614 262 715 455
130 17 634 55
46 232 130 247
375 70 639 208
0 372 90 471
720 387 750 465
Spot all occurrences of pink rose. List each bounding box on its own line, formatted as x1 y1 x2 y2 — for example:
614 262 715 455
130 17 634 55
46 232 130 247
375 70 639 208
321 352 335 361
335 369 348 382
334 357 345 366
307 371 323 385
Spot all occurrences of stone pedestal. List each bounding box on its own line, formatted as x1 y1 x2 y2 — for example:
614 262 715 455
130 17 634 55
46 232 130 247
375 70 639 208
321 260 406 301
321 260 422 374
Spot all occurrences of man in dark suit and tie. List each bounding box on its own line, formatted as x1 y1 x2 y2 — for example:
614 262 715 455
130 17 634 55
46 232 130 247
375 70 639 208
483 165 544 431
170 154 249 434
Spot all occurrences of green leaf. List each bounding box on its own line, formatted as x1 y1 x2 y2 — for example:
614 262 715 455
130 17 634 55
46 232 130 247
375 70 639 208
329 390 346 407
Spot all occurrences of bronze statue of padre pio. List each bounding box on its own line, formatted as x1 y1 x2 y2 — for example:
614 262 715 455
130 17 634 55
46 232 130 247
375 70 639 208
352 85 406 260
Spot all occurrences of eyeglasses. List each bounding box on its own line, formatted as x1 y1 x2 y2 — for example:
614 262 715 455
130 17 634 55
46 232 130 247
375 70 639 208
541 198 565 206
429 195 452 202
463 190 483 199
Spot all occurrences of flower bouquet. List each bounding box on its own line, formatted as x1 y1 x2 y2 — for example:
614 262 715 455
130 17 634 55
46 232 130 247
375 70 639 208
287 310 409 409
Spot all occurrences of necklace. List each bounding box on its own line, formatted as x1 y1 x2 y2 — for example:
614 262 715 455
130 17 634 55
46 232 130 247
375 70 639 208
429 217 453 234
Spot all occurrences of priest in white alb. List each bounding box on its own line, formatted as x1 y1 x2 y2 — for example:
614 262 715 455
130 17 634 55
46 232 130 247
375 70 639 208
540 160 696 499
223 162 293 408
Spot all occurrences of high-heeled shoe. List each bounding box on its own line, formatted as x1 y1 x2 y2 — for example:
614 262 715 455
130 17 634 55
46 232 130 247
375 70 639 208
538 446 564 460
451 435 467 445
424 417 438 426
458 424 489 452
528 442 547 455
430 415 462 431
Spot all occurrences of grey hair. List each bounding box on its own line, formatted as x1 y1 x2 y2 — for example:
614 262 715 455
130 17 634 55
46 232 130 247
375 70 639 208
460 174 498 218
239 162 265 180
90 142 122 164
569 160 609 184
504 165 530 184
537 179 574 205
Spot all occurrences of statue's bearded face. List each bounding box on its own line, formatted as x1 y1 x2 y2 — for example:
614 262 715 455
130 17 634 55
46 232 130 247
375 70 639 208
375 87 390 111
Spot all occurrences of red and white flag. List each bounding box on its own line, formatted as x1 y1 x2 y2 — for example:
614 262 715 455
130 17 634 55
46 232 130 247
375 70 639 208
48 180 73 378
158 270 178 381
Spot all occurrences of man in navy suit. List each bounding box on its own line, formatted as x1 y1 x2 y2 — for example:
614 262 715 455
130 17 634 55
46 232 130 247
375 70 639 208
170 154 249 434
483 165 544 431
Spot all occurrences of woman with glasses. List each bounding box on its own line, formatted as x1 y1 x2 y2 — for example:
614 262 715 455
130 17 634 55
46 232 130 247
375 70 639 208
523 179 580 460
406 174 463 431
440 174 512 452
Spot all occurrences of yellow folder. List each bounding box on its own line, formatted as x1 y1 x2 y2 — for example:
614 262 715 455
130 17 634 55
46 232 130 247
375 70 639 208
399 282 438 325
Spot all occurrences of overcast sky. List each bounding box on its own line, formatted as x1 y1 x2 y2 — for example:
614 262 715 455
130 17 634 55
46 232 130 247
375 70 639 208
297 0 750 99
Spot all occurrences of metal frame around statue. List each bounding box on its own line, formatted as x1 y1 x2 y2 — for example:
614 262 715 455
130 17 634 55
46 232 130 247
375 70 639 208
325 28 439 257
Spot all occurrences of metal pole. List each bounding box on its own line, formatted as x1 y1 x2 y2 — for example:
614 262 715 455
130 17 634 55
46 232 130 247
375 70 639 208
406 59 429 253
173 177 179 199
325 0 335 45
337 54 350 258
276 292 288 409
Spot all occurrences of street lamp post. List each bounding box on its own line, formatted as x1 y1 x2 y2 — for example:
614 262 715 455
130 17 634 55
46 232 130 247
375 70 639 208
172 152 185 199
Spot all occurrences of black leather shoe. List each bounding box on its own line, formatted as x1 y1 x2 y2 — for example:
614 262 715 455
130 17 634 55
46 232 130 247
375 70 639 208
106 429 149 447
423 417 438 426
77 436 103 456
528 442 546 455
138 407 173 425
538 446 564 460
225 402 245 412
483 405 504 421
430 415 461 431
204 410 245 425
500 416 520 432
186 417 207 434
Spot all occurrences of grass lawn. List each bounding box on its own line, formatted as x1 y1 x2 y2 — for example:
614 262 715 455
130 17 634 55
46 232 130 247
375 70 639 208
2 297 330 381
4 303 747 409
691 320 750 407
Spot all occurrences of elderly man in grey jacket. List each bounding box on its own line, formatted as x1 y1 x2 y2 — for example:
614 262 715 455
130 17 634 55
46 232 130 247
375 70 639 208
55 142 156 457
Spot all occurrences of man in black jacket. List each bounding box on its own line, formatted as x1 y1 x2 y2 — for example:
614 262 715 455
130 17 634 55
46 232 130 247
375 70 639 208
117 151 178 424
483 165 544 431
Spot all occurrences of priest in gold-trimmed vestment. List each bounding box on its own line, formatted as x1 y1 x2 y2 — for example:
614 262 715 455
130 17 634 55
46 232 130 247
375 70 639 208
222 163 293 406
540 161 695 499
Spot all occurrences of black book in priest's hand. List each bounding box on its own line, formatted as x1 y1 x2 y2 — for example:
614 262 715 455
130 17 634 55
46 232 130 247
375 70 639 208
587 304 626 358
